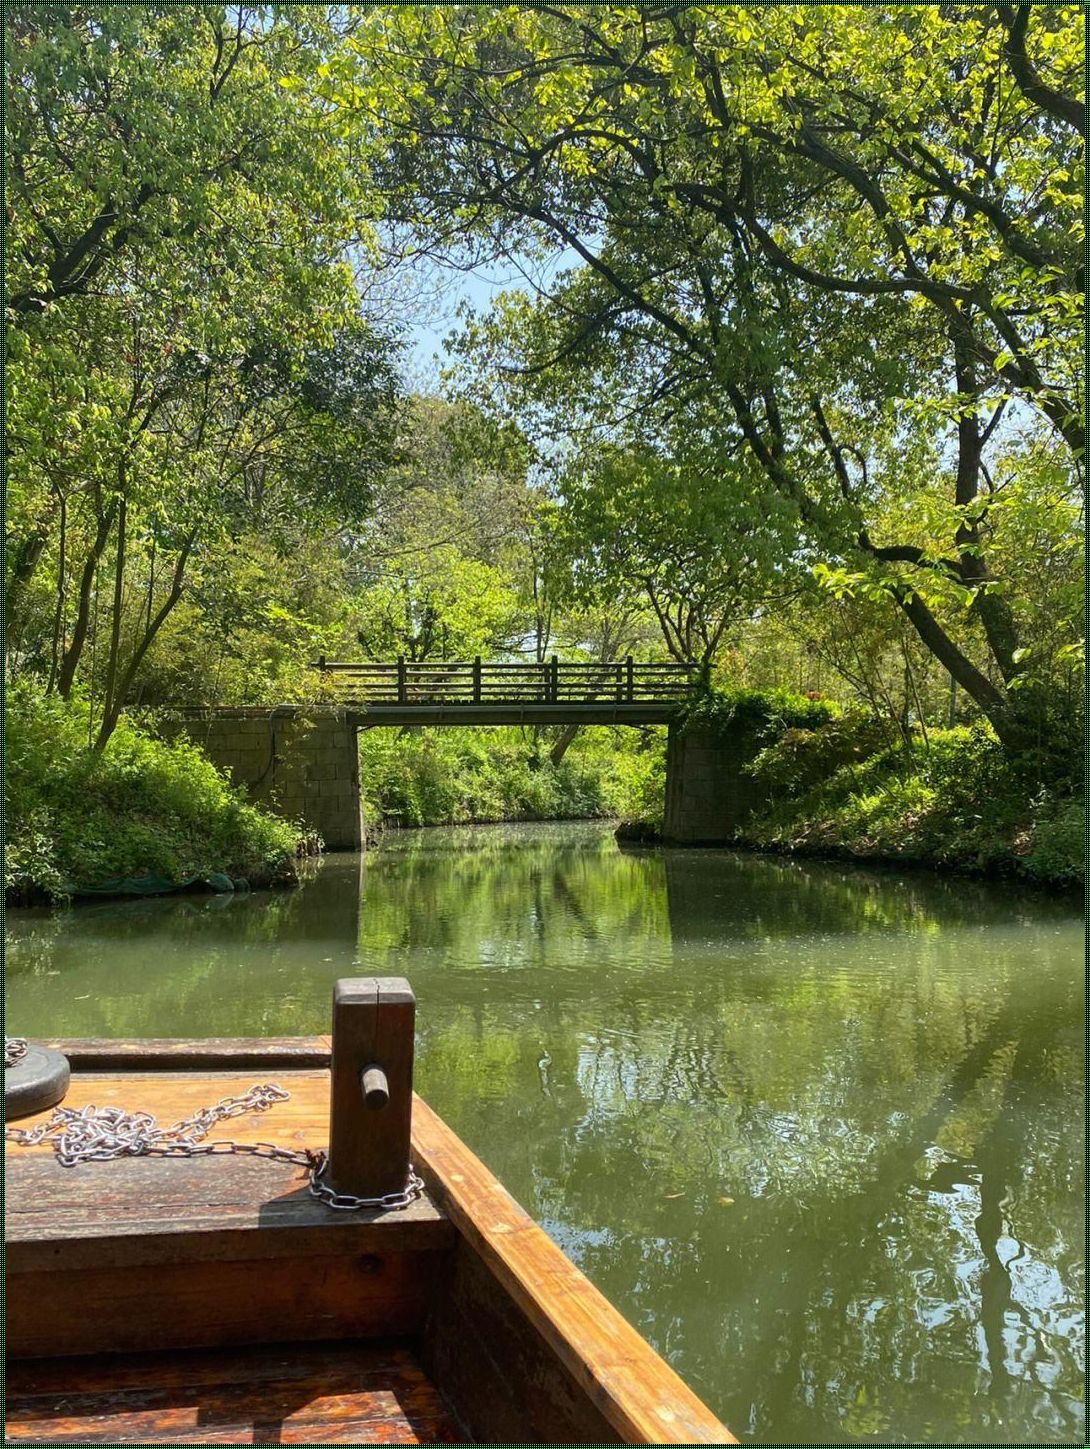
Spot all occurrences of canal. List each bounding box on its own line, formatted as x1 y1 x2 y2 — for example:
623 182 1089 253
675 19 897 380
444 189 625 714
5 822 1084 1444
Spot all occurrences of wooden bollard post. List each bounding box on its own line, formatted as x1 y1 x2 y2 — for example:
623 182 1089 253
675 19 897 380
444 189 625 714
327 977 415 1198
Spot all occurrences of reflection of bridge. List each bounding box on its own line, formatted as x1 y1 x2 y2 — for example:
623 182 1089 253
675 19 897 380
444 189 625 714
312 658 695 725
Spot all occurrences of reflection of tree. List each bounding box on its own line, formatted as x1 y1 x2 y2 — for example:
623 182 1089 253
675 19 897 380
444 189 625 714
661 849 1073 947
407 844 1080 1442
970 1026 1085 1441
976 1119 1013 1403
359 823 671 965
4 856 364 1038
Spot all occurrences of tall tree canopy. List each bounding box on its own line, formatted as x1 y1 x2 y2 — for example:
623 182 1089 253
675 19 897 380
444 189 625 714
335 3 1084 746
5 5 400 742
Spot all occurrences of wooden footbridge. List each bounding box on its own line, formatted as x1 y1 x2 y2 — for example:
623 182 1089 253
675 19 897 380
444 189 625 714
160 658 711 851
312 657 696 725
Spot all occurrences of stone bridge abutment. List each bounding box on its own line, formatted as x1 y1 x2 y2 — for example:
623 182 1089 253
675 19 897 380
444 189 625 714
161 711 362 851
162 710 761 853
662 725 769 845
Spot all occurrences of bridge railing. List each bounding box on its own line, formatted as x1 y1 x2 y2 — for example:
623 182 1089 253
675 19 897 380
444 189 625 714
311 657 695 706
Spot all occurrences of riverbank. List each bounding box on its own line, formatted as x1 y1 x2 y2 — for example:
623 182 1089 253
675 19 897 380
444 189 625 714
5 687 302 905
744 723 1082 887
622 719 1083 889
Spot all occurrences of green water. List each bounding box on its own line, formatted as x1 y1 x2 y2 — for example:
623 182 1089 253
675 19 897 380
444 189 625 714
5 822 1084 1444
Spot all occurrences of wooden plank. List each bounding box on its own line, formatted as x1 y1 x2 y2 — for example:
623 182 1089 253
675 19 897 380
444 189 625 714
7 1158 453 1267
411 1096 736 1445
6 1340 466 1444
425 1240 621 1445
345 705 682 725
5 1069 338 1159
7 1340 417 1395
43 1037 332 1071
7 1249 438 1358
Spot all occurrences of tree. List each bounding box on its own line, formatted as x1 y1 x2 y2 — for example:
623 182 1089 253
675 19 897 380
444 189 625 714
5 5 399 743
340 3 1084 746
558 440 800 671
347 397 531 662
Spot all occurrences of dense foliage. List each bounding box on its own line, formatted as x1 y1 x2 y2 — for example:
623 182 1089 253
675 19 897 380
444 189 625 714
5 685 299 902
360 725 664 831
739 721 1083 886
4 5 1083 893
680 686 837 741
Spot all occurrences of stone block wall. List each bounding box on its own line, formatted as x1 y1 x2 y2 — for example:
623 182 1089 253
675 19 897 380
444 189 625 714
662 724 768 844
161 712 362 851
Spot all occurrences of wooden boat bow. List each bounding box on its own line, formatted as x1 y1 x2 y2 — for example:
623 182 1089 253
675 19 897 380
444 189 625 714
6 995 736 1445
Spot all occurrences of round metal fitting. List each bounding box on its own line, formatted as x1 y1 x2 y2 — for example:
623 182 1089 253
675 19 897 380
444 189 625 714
5 1043 71 1120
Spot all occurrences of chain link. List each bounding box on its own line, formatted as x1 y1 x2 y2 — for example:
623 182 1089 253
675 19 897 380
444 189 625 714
5 1037 29 1069
307 1155 426 1211
4 1082 424 1213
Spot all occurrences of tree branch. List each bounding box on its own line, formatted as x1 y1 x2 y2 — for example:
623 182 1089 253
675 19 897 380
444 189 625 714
999 5 1084 133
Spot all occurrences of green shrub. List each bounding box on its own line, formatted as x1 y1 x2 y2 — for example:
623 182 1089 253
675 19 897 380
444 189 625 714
1024 795 1085 886
5 684 299 902
680 685 837 741
747 710 892 795
742 722 1082 886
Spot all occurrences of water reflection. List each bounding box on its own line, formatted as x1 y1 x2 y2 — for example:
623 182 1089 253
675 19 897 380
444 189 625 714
5 823 1083 1444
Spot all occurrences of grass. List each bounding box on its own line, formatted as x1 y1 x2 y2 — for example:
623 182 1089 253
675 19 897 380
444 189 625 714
5 683 301 903
740 719 1083 887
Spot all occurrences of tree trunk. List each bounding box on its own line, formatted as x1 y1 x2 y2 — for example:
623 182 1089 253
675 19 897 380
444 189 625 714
894 590 1003 713
57 497 117 698
94 530 196 750
46 494 67 692
100 490 127 728
549 722 581 766
811 363 1024 747
951 341 1024 686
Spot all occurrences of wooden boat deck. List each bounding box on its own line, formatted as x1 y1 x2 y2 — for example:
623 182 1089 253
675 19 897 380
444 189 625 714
7 1068 454 1358
6 1340 465 1444
6 1039 736 1444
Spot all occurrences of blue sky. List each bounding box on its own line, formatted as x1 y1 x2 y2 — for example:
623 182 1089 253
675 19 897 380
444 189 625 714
401 246 583 383
406 265 503 375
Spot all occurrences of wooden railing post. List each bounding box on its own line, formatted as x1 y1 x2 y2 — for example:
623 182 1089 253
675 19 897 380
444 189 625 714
615 661 624 701
549 654 559 702
397 656 407 704
473 656 482 704
327 977 415 1198
625 655 634 702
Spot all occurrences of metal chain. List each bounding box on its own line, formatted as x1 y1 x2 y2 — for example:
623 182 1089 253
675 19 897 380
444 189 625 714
4 1084 293 1163
5 1037 29 1069
4 1082 424 1212
307 1155 426 1211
